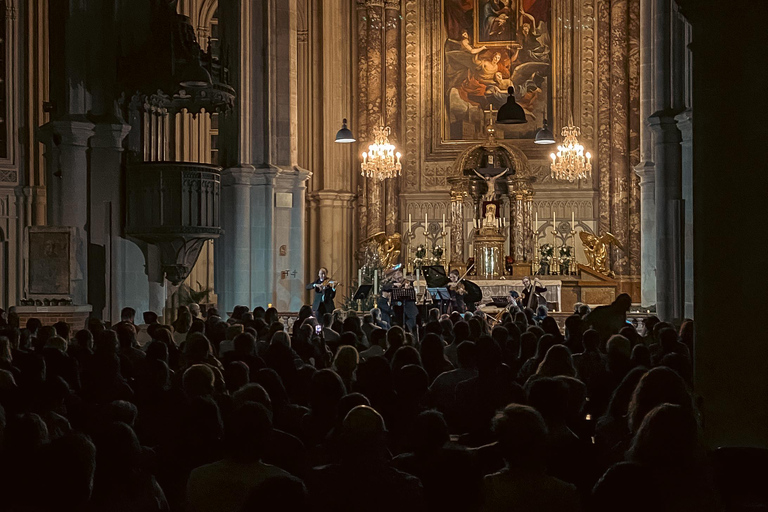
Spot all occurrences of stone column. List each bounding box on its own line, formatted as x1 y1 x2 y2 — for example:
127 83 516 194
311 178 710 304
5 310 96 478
635 165 656 307
308 191 357 296
250 168 279 308
275 169 311 312
649 114 682 323
675 0 768 448
50 119 95 305
448 178 466 269
218 168 253 315
635 0 657 307
676 109 693 319
90 121 131 321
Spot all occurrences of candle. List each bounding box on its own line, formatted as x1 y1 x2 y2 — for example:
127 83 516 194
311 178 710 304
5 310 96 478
571 211 575 228
362 152 367 164
374 270 378 294
553 211 556 230
408 214 412 232
535 212 538 226
442 213 446 232
358 268 363 286
425 213 428 229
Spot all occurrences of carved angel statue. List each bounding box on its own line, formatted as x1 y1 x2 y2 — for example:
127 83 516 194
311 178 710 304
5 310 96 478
579 231 625 277
380 233 402 269
473 168 510 201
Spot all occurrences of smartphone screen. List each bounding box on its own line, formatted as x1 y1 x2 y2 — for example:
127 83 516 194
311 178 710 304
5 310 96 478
315 324 322 334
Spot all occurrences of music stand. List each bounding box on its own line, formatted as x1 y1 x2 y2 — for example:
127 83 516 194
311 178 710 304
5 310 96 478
428 287 451 315
352 285 372 301
392 287 416 303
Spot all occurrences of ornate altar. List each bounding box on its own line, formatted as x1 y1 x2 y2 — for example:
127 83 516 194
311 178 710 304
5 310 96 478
448 118 537 278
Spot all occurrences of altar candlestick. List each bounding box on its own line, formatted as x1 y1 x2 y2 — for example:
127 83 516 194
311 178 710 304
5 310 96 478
442 214 446 232
408 214 412 232
553 211 556 230
571 211 575 227
424 213 428 230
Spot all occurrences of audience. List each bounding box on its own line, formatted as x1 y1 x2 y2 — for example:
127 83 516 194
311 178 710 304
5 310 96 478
0 296 721 512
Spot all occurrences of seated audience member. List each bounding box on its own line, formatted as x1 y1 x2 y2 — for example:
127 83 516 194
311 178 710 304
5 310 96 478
592 403 717 512
583 293 632 347
187 402 288 512
429 340 477 425
359 328 387 361
137 311 159 347
308 405 426 511
480 404 581 512
393 410 482 511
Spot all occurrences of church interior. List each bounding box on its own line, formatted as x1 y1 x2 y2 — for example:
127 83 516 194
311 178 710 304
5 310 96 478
0 0 767 509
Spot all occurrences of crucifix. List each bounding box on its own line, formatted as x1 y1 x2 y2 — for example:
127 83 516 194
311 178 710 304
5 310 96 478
483 105 498 141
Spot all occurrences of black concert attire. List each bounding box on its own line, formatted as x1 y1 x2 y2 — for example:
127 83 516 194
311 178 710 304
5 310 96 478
392 282 418 333
376 296 394 328
521 282 547 310
306 279 336 315
448 284 466 314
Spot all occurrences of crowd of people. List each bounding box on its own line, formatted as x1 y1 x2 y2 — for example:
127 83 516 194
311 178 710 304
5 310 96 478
0 296 720 511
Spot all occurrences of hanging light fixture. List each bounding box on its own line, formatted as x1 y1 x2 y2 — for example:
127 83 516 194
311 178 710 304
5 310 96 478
361 124 402 181
496 87 527 124
335 118 356 143
550 122 592 182
534 119 555 145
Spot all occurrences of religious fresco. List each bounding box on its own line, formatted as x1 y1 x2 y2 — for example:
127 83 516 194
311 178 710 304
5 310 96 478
28 231 71 295
443 0 552 141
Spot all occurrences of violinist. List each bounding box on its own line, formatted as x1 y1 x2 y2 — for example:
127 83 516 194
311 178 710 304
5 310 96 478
306 267 337 316
391 270 418 332
446 269 467 313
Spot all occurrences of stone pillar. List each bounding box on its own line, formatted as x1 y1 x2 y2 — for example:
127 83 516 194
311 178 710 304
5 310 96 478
250 168 279 308
675 0 768 448
90 121 130 321
308 191 357 297
218 167 254 315
676 109 693 319
635 164 656 307
649 114 682 323
50 119 95 305
275 169 311 312
448 178 466 269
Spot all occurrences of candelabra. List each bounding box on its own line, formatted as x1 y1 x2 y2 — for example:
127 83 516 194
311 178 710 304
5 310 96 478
551 224 560 275
569 226 578 275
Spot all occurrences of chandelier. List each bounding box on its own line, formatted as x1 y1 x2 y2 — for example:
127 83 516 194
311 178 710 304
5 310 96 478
550 123 592 182
361 125 402 181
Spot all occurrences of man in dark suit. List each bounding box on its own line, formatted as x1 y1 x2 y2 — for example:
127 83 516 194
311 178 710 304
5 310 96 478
376 288 395 328
306 267 336 316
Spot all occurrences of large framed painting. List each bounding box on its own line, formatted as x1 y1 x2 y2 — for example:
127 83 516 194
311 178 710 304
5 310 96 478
26 226 76 297
443 0 552 141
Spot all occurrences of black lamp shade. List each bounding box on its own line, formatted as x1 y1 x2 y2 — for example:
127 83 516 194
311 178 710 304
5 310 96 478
335 119 356 143
496 88 527 125
179 60 213 89
534 119 556 144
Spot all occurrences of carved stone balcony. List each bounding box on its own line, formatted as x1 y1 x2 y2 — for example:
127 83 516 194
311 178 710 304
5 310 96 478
126 162 222 285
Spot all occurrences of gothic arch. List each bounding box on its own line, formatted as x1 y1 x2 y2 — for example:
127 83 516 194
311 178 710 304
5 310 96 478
198 0 218 31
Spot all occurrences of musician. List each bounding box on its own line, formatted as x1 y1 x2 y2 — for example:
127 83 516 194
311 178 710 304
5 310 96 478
306 267 337 316
392 270 418 332
377 288 395 328
446 269 467 313
508 290 521 313
520 276 547 310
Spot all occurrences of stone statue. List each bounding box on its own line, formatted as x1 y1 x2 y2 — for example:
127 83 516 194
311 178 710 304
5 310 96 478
473 168 510 201
579 231 624 277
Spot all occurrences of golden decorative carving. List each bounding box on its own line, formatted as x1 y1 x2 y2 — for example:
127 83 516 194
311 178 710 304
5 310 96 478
579 231 624 277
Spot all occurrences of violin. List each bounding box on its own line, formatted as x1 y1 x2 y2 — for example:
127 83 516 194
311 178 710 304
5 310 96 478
318 278 341 290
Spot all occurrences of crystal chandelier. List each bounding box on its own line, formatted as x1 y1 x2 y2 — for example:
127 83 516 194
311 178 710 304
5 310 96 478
361 125 402 181
550 123 592 182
